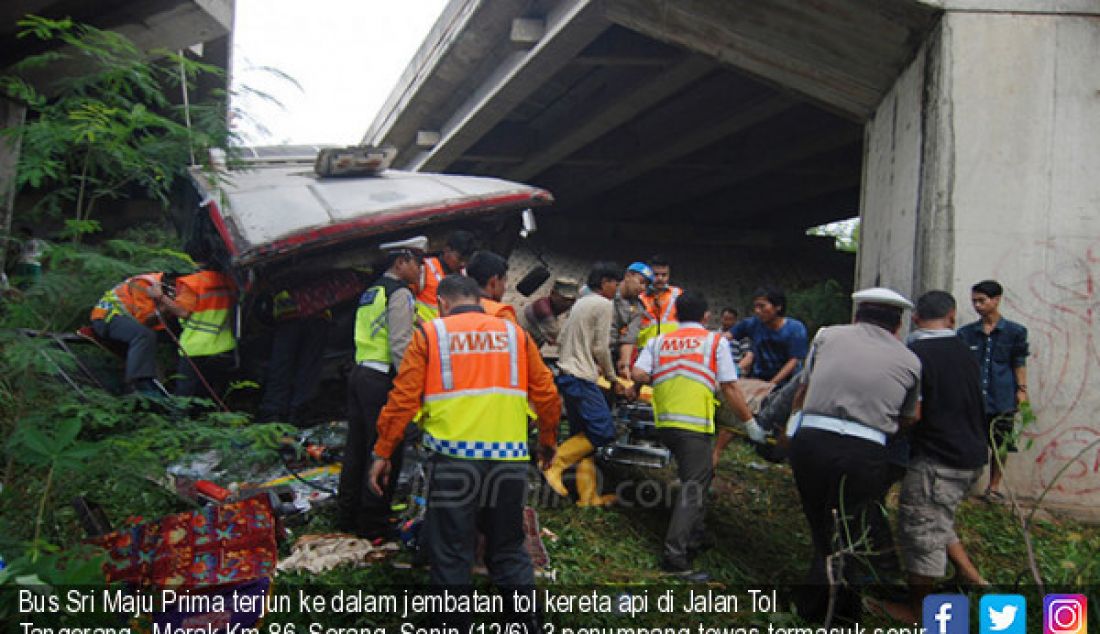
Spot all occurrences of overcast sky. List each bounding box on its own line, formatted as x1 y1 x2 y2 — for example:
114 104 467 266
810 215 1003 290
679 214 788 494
231 0 447 146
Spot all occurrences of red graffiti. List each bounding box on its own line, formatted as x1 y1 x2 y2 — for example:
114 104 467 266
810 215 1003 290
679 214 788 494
995 239 1100 496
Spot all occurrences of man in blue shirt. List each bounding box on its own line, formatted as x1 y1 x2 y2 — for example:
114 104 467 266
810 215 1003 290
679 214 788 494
712 288 807 467
732 286 808 386
957 279 1029 500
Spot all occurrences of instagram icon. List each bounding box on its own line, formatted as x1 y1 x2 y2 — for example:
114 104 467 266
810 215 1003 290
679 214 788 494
1045 595 1088 634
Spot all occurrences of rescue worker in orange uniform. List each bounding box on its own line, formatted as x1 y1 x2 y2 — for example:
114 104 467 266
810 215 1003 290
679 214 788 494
632 290 759 581
172 259 238 398
637 254 683 348
90 272 191 395
414 230 476 322
369 275 560 630
465 250 519 324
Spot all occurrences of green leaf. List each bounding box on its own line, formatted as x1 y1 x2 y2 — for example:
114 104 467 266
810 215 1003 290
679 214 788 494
15 427 55 462
55 418 81 447
60 219 101 239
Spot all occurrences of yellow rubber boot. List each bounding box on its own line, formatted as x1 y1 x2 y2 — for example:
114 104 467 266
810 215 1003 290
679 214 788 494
576 456 617 507
542 434 594 496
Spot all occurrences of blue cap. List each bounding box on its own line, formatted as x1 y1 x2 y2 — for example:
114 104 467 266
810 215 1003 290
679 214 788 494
627 262 654 282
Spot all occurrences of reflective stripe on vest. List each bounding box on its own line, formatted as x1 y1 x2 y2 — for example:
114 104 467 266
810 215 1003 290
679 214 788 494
178 271 237 356
641 286 682 328
651 327 721 434
637 286 683 348
422 435 529 460
422 312 530 461
89 273 164 328
415 257 445 322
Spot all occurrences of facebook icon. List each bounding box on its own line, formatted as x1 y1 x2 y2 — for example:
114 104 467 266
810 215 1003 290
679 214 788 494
924 594 969 634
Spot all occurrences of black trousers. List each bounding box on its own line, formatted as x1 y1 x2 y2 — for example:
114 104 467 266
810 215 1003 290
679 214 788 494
424 456 534 628
337 365 403 536
174 352 234 399
258 317 329 421
659 428 713 569
788 428 890 623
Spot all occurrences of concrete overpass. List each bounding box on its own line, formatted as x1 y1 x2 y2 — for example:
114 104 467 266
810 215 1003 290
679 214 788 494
0 0 234 260
366 0 1100 516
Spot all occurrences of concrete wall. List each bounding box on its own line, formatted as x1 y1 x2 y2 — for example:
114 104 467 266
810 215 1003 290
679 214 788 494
858 45 927 299
862 10 1100 516
947 12 1100 513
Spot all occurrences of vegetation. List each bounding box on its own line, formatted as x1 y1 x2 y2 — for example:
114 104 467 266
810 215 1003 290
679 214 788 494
0 234 293 597
0 15 236 239
273 442 1098 627
0 17 291 602
0 14 1094 632
787 278 851 338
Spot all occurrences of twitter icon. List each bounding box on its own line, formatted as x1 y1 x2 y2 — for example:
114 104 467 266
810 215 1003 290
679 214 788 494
981 594 1026 634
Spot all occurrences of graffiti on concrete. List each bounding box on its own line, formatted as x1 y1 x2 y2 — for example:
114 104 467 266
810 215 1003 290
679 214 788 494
997 238 1100 496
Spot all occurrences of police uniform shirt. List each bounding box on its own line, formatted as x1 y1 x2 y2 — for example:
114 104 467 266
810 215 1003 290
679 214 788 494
801 323 921 435
382 272 416 368
610 290 645 347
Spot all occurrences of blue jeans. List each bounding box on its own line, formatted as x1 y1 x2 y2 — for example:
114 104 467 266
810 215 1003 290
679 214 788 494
555 374 616 447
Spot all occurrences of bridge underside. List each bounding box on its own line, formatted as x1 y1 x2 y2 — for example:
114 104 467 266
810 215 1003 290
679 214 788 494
367 0 939 244
452 28 866 241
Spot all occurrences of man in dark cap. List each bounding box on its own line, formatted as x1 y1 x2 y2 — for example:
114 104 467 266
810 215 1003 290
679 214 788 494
520 277 578 348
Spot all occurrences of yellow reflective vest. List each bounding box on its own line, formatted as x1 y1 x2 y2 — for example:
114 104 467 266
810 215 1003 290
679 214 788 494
650 326 722 434
354 276 407 366
420 310 530 461
177 271 237 357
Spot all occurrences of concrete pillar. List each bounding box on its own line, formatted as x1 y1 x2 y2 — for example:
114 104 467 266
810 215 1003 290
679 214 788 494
0 97 26 267
860 9 1100 517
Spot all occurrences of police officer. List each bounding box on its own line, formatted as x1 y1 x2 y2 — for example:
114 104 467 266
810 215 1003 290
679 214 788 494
611 262 652 378
336 236 425 538
369 275 560 628
786 287 921 623
632 290 758 581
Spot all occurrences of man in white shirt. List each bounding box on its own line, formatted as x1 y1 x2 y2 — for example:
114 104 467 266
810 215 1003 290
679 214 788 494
633 290 757 580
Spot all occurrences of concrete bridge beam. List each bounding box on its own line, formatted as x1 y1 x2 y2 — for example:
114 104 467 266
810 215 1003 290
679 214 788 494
604 0 938 119
407 0 611 172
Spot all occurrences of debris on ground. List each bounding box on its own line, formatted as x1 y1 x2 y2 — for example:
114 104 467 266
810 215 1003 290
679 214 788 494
92 494 278 587
278 533 399 575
